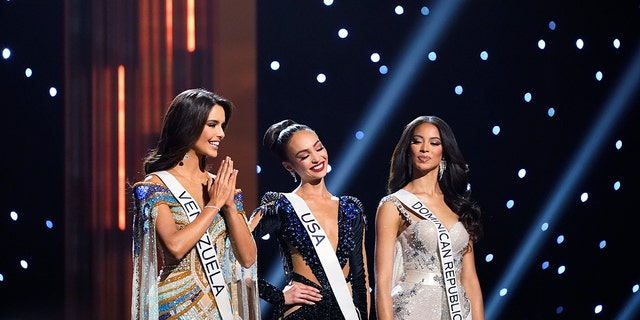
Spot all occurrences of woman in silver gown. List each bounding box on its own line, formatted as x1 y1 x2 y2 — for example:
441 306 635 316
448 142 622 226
374 116 484 320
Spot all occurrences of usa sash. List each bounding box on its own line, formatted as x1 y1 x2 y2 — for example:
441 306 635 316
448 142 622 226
283 192 360 320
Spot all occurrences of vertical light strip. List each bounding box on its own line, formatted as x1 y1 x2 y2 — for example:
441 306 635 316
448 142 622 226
187 0 195 52
166 0 173 53
118 65 126 231
166 0 174 98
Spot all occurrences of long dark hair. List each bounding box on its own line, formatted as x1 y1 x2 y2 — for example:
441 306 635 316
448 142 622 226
387 115 482 241
143 88 234 174
262 119 314 162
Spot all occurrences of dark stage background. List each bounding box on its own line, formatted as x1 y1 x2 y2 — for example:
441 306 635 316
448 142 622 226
1 0 639 319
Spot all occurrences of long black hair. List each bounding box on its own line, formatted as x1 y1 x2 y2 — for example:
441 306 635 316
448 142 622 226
387 115 482 241
143 88 234 175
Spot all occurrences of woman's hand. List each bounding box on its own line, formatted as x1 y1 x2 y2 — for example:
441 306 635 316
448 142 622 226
206 156 237 209
283 281 323 306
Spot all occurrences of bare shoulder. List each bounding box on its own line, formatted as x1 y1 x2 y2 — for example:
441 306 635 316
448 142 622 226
144 173 166 186
376 199 401 221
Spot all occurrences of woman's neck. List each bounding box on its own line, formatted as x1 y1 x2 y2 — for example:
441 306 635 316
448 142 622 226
171 156 208 185
293 180 333 199
405 173 441 196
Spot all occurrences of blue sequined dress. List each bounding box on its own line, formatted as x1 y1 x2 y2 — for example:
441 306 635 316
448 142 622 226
380 195 472 320
250 192 368 320
131 181 260 320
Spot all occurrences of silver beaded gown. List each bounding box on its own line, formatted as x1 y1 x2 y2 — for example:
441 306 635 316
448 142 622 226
380 195 472 320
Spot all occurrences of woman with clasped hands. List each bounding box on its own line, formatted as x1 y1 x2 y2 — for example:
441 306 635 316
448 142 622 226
131 88 259 319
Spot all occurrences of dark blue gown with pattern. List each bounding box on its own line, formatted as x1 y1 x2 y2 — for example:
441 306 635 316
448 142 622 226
250 192 368 320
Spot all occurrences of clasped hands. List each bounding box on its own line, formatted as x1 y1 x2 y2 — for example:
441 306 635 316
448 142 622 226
206 156 238 213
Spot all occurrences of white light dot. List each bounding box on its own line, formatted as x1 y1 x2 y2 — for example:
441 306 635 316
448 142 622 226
323 0 333 6
10 211 18 221
542 261 549 269
580 192 589 202
25 68 33 77
327 164 332 173
427 51 437 61
0 274 3 281
548 108 555 117
499 288 508 296
316 73 327 83
49 87 58 97
256 165 262 174
454 85 463 95
370 53 380 63
599 240 606 249
633 284 639 293
518 168 527 178
338 28 348 39
595 71 603 81
421 6 430 15
576 38 584 49
20 260 29 269
485 254 493 262
556 235 564 244
46 220 54 229
524 92 532 102
394 5 404 15
261 234 270 240
506 200 514 209
594 305 603 314
615 140 622 149
2 48 10 59
613 39 620 49
480 51 488 60
492 126 501 135
557 265 566 274
613 181 621 191
538 39 546 50
379 65 388 74
548 21 556 30
355 131 364 140
541 223 549 231
270 61 280 71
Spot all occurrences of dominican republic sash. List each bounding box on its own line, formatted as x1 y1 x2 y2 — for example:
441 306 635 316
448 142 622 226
392 189 463 320
283 193 360 320
155 171 234 320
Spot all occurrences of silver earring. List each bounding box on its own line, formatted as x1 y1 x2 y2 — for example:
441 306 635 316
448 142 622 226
439 158 447 181
290 171 297 183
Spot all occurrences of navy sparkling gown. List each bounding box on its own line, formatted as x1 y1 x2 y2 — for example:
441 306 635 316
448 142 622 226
250 192 368 320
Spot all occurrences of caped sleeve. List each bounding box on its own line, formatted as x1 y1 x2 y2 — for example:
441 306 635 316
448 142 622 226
131 182 173 320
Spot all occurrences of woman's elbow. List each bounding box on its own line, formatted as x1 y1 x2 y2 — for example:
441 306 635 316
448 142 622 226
237 247 257 268
165 244 189 261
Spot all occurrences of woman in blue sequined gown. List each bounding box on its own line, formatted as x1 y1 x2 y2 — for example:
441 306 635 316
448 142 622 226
131 89 259 320
249 120 370 319
374 116 484 320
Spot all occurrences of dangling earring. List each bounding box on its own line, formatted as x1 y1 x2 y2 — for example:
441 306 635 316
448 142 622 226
439 158 447 181
179 153 189 166
290 171 297 183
